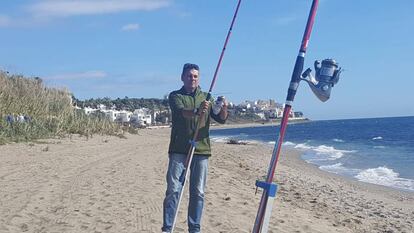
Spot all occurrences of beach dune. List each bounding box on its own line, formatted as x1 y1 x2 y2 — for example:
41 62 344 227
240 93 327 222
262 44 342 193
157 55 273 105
0 128 413 233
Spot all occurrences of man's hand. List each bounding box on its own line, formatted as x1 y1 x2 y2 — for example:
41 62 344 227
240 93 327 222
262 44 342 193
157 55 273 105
196 100 210 127
199 100 210 114
219 97 228 120
182 100 210 119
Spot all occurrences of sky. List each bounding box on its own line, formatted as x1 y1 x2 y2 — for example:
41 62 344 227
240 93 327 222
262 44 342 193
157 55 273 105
1 0 413 120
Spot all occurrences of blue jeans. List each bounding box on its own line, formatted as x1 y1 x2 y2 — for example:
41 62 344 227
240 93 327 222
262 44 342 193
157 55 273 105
162 153 209 233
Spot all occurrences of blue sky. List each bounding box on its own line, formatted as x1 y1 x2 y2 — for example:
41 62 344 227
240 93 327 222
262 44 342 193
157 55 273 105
1 0 413 120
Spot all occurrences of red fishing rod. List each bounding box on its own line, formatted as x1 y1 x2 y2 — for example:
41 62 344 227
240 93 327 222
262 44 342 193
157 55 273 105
170 0 243 232
252 0 342 232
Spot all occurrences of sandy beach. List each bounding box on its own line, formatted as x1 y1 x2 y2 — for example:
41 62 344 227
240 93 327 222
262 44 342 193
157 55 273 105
0 127 413 233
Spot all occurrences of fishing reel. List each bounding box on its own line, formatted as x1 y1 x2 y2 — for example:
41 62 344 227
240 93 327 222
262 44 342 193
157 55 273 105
301 58 342 102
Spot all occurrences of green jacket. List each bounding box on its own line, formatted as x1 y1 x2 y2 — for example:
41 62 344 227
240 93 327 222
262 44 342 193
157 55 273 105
168 86 226 156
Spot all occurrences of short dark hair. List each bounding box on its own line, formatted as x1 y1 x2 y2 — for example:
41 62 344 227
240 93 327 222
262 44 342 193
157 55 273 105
182 63 199 76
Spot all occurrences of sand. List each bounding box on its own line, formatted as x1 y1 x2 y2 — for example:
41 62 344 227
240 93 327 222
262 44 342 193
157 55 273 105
0 128 413 233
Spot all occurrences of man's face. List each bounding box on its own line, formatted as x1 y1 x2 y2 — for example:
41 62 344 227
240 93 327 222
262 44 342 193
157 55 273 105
181 68 199 92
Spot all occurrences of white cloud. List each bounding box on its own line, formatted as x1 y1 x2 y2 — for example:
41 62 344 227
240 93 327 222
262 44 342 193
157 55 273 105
0 15 11 27
28 0 171 18
0 1 171 28
45 71 108 80
121 23 140 31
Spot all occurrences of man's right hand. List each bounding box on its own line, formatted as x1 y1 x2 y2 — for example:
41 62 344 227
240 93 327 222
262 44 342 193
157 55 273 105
182 100 210 119
199 100 210 114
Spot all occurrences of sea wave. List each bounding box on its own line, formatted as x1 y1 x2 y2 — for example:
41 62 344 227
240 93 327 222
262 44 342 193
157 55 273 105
372 136 383 140
319 163 344 173
332 138 345 142
210 136 230 143
211 136 261 145
283 141 296 146
294 143 313 150
355 166 414 191
319 163 361 176
295 143 355 161
267 141 296 146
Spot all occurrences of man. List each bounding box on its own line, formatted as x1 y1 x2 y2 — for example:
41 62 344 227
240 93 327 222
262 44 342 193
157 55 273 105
162 63 228 233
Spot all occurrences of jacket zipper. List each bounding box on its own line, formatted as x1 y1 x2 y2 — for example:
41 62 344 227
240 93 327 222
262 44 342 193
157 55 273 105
192 92 196 132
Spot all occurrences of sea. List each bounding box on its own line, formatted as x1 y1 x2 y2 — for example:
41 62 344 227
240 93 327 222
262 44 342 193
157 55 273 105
210 116 414 192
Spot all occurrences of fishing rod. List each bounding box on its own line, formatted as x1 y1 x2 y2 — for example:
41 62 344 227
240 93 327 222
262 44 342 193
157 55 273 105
170 0 243 232
252 0 342 232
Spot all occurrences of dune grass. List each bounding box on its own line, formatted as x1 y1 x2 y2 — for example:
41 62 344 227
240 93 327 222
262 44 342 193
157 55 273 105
0 71 121 144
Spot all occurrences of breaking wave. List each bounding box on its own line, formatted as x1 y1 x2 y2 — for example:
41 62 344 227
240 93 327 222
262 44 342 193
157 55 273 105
210 136 231 143
293 143 355 161
355 167 414 191
269 141 296 146
319 163 361 176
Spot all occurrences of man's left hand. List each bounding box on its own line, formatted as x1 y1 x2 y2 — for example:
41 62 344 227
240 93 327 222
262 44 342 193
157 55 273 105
199 100 210 114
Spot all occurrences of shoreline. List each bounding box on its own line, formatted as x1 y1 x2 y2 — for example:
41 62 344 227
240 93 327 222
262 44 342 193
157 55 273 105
210 123 414 194
0 129 412 232
283 146 414 196
210 118 310 129
238 139 414 194
216 134 414 195
145 118 309 130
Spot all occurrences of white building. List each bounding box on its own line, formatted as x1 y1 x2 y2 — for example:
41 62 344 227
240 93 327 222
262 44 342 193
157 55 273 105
255 111 266 119
103 110 118 122
131 108 152 125
97 104 106 110
239 102 252 109
116 110 133 123
84 107 98 115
